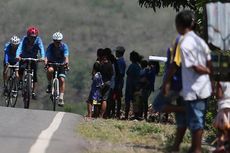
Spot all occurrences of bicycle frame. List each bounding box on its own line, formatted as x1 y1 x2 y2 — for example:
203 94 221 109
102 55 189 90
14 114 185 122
21 58 40 109
48 62 66 111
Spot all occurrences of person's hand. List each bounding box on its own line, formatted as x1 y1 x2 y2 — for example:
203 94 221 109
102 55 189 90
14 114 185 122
16 56 21 62
5 63 9 69
39 58 45 62
162 82 170 96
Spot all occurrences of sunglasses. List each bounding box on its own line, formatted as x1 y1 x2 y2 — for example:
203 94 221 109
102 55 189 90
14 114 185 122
53 40 61 44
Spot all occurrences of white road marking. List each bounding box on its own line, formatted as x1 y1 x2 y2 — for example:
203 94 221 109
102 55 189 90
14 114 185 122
29 112 65 153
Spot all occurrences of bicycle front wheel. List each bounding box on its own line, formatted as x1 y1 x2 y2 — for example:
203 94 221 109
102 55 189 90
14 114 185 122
52 79 59 111
9 77 18 107
4 79 11 107
23 74 31 109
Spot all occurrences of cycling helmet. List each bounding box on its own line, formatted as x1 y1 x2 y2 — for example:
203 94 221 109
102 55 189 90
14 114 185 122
52 32 63 41
27 27 39 37
10 35 20 45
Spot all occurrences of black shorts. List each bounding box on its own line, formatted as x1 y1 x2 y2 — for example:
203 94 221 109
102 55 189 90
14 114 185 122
48 64 67 78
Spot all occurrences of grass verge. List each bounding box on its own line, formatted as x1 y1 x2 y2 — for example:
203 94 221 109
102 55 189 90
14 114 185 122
77 119 214 153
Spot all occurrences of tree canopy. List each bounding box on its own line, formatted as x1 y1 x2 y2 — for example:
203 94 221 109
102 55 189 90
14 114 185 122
138 0 230 34
138 0 230 12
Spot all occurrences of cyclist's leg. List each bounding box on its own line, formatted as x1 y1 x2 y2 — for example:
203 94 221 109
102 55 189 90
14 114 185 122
3 64 8 87
18 61 25 80
58 66 66 105
31 62 38 99
47 66 54 83
18 61 25 89
46 66 54 93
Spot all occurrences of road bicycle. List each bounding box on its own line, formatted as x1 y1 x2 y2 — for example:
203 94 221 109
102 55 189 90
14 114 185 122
47 62 68 111
4 64 19 107
21 58 42 109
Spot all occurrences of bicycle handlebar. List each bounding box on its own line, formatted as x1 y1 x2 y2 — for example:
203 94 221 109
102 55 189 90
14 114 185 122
7 65 19 68
21 58 43 62
47 62 67 66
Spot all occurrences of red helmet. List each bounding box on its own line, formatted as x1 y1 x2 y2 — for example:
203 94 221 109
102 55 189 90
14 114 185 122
27 27 39 37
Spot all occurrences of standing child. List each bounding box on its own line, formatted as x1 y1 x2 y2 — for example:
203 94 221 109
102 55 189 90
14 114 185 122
176 10 212 153
213 82 230 153
113 46 126 119
124 51 142 119
86 48 103 118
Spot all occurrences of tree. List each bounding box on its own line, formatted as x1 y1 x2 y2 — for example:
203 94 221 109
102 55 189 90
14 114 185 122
138 0 196 11
138 0 230 12
138 0 230 34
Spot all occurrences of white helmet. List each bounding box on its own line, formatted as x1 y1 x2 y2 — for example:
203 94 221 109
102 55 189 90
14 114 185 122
10 35 20 45
52 32 63 41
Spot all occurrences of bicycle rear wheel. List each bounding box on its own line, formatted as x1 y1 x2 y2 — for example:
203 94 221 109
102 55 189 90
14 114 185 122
23 75 31 109
10 77 18 107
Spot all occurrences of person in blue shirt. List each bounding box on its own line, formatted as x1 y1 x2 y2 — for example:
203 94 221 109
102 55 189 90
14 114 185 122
124 51 142 119
113 46 126 119
3 35 20 94
45 32 69 106
16 26 45 100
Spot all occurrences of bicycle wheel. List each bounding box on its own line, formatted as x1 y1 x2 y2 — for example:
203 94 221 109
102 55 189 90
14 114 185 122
52 79 59 111
23 74 31 109
4 79 11 107
10 77 18 107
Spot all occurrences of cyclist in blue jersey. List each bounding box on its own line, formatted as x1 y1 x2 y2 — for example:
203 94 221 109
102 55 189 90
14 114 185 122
3 35 20 94
16 26 45 100
45 32 69 106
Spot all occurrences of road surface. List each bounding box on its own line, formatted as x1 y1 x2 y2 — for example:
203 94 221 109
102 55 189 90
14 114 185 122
0 106 89 153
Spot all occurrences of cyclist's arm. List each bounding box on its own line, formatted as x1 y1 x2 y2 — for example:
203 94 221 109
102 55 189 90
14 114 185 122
16 37 25 58
4 51 9 64
63 44 69 64
37 37 45 59
45 45 51 65
4 43 10 64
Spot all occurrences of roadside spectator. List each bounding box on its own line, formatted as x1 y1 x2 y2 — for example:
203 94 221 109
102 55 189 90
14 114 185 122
124 51 142 119
106 49 118 118
131 59 148 120
213 81 230 153
113 46 126 119
100 48 113 118
175 10 212 153
86 48 103 118
141 60 157 120
156 34 186 152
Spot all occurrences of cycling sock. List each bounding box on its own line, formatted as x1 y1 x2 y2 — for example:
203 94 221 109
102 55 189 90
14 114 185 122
60 93 64 99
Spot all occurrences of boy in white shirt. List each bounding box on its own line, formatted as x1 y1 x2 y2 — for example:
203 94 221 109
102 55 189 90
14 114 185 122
175 10 213 153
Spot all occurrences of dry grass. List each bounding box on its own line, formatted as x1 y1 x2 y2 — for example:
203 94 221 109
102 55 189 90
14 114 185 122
77 119 214 153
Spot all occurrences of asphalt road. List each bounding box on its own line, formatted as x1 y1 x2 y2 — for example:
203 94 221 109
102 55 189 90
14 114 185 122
0 106 89 153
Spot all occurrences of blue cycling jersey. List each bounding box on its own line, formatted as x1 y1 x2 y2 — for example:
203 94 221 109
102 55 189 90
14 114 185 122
46 42 69 63
16 36 45 58
4 42 18 64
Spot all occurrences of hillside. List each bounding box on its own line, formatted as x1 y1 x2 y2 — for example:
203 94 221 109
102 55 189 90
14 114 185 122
0 0 177 113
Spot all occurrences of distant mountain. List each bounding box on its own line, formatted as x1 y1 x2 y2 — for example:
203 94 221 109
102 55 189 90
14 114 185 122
0 0 177 111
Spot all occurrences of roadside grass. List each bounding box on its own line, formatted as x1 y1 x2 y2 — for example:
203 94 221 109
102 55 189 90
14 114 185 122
77 119 214 153
62 102 86 115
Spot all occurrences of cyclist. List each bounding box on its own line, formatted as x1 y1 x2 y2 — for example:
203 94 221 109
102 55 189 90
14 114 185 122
45 32 69 106
3 35 21 95
16 26 45 100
